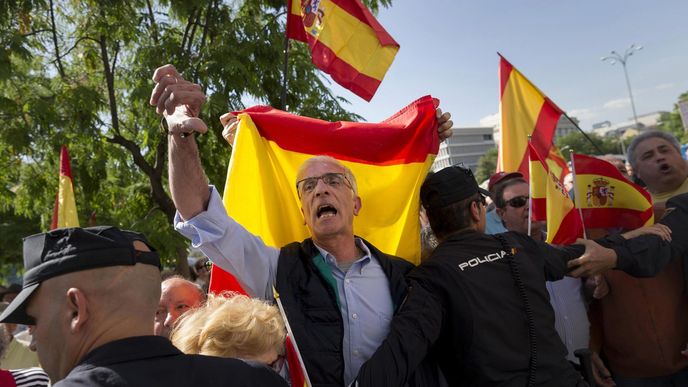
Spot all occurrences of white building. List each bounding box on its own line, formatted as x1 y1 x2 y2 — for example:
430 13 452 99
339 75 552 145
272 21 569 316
432 127 496 172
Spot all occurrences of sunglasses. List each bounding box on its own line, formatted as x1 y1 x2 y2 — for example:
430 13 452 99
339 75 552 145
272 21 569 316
504 195 529 208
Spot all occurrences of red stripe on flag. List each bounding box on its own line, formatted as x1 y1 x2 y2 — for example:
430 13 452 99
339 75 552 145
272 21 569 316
530 100 561 158
531 197 547 221
208 265 248 296
498 55 513 99
235 95 439 165
60 146 73 178
309 39 382 101
329 0 399 46
286 6 308 42
581 207 654 230
550 207 584 245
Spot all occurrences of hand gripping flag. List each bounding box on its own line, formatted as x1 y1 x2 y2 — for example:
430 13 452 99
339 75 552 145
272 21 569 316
208 95 440 295
498 55 564 180
286 0 399 101
529 143 583 244
572 153 653 229
50 145 79 229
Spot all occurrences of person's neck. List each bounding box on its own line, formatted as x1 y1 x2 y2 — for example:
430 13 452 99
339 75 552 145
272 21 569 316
313 234 361 263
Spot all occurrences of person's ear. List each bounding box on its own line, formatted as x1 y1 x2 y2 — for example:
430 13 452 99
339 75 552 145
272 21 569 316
353 196 362 216
470 201 481 223
66 288 89 333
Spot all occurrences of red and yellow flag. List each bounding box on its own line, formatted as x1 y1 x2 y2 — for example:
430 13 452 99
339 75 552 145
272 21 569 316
208 96 439 294
572 153 653 229
498 55 563 180
50 145 79 229
286 0 399 101
529 143 583 245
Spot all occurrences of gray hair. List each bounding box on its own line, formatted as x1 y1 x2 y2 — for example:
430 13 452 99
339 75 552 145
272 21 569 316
626 131 681 169
296 155 358 194
162 275 206 301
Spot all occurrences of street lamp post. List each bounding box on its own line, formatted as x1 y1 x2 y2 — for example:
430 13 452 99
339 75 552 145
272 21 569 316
602 43 643 155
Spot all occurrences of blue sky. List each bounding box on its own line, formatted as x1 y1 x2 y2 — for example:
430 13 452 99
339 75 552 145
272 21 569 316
326 0 688 131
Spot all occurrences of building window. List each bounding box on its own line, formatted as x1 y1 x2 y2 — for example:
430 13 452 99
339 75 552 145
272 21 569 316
483 134 492 141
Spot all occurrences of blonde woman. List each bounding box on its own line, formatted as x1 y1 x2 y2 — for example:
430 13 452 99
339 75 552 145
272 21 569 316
170 292 286 373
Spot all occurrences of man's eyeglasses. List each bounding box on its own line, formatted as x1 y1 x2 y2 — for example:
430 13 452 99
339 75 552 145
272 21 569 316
504 195 529 208
296 172 353 197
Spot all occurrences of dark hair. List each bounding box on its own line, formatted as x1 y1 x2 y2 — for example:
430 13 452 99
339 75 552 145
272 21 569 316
626 131 681 169
494 177 527 208
426 192 482 241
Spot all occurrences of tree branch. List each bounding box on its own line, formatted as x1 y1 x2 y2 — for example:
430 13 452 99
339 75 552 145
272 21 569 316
106 134 176 222
98 35 120 135
179 7 197 56
48 0 66 79
145 0 159 44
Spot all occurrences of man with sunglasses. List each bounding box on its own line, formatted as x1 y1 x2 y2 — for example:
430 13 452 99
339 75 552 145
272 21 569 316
353 164 674 387
149 64 451 386
493 176 546 240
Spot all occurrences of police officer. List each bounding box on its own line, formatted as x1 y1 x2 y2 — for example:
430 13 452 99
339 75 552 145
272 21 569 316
354 165 673 387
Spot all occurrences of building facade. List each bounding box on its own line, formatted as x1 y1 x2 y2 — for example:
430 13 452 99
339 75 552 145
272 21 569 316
432 127 496 172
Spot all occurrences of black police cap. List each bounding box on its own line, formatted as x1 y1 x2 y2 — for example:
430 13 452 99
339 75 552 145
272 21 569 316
421 165 491 209
0 226 160 325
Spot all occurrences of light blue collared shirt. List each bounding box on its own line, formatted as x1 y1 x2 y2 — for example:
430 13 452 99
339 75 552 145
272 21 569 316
175 186 393 385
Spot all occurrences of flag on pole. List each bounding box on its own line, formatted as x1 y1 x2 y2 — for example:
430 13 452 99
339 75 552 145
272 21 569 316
528 143 583 244
498 55 564 180
545 144 570 181
572 153 654 229
208 95 439 295
50 145 79 229
286 0 399 101
274 287 312 387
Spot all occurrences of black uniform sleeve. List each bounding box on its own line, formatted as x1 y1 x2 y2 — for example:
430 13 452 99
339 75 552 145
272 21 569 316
593 233 670 277
507 233 582 281
354 268 445 387
660 192 688 260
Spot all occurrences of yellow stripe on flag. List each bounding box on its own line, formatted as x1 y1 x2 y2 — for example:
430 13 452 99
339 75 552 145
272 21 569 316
57 174 79 228
499 68 545 172
223 113 432 264
315 0 398 80
544 170 576 244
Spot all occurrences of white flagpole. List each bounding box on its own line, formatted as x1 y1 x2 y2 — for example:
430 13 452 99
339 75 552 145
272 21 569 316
527 137 533 237
569 150 587 239
273 286 313 387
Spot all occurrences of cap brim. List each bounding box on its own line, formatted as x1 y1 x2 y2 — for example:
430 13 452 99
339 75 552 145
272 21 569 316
0 283 38 325
478 187 492 199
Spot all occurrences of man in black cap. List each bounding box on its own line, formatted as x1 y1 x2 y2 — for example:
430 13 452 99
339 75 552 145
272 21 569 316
0 226 287 387
353 165 674 387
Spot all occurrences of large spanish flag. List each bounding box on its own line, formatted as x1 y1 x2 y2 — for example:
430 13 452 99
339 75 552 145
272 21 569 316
499 55 563 180
529 143 583 245
50 145 79 229
572 153 653 229
286 0 399 101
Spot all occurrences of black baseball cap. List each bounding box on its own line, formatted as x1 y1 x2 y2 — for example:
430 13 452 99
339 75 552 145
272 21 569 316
0 226 161 325
421 165 491 209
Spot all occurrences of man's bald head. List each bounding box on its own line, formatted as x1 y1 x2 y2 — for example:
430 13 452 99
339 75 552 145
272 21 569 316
0 226 162 383
154 276 205 338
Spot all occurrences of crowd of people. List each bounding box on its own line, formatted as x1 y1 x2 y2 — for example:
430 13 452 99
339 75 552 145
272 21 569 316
0 64 687 387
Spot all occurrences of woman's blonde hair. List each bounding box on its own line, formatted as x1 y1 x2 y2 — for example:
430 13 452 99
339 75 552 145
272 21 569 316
170 292 286 360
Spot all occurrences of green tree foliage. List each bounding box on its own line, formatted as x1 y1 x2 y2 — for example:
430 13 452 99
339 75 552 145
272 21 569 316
555 132 621 161
659 91 688 143
0 0 391 278
475 147 498 184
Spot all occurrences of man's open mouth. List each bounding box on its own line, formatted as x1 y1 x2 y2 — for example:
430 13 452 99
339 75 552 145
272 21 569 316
659 163 671 173
317 204 338 219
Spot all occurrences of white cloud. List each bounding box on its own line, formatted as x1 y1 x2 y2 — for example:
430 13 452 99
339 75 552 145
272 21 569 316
479 112 499 128
655 83 675 90
567 108 599 121
603 98 630 109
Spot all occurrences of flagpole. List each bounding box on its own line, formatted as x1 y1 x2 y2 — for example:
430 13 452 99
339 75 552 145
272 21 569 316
569 150 587 239
561 112 605 154
281 33 291 110
527 136 533 237
273 287 312 387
